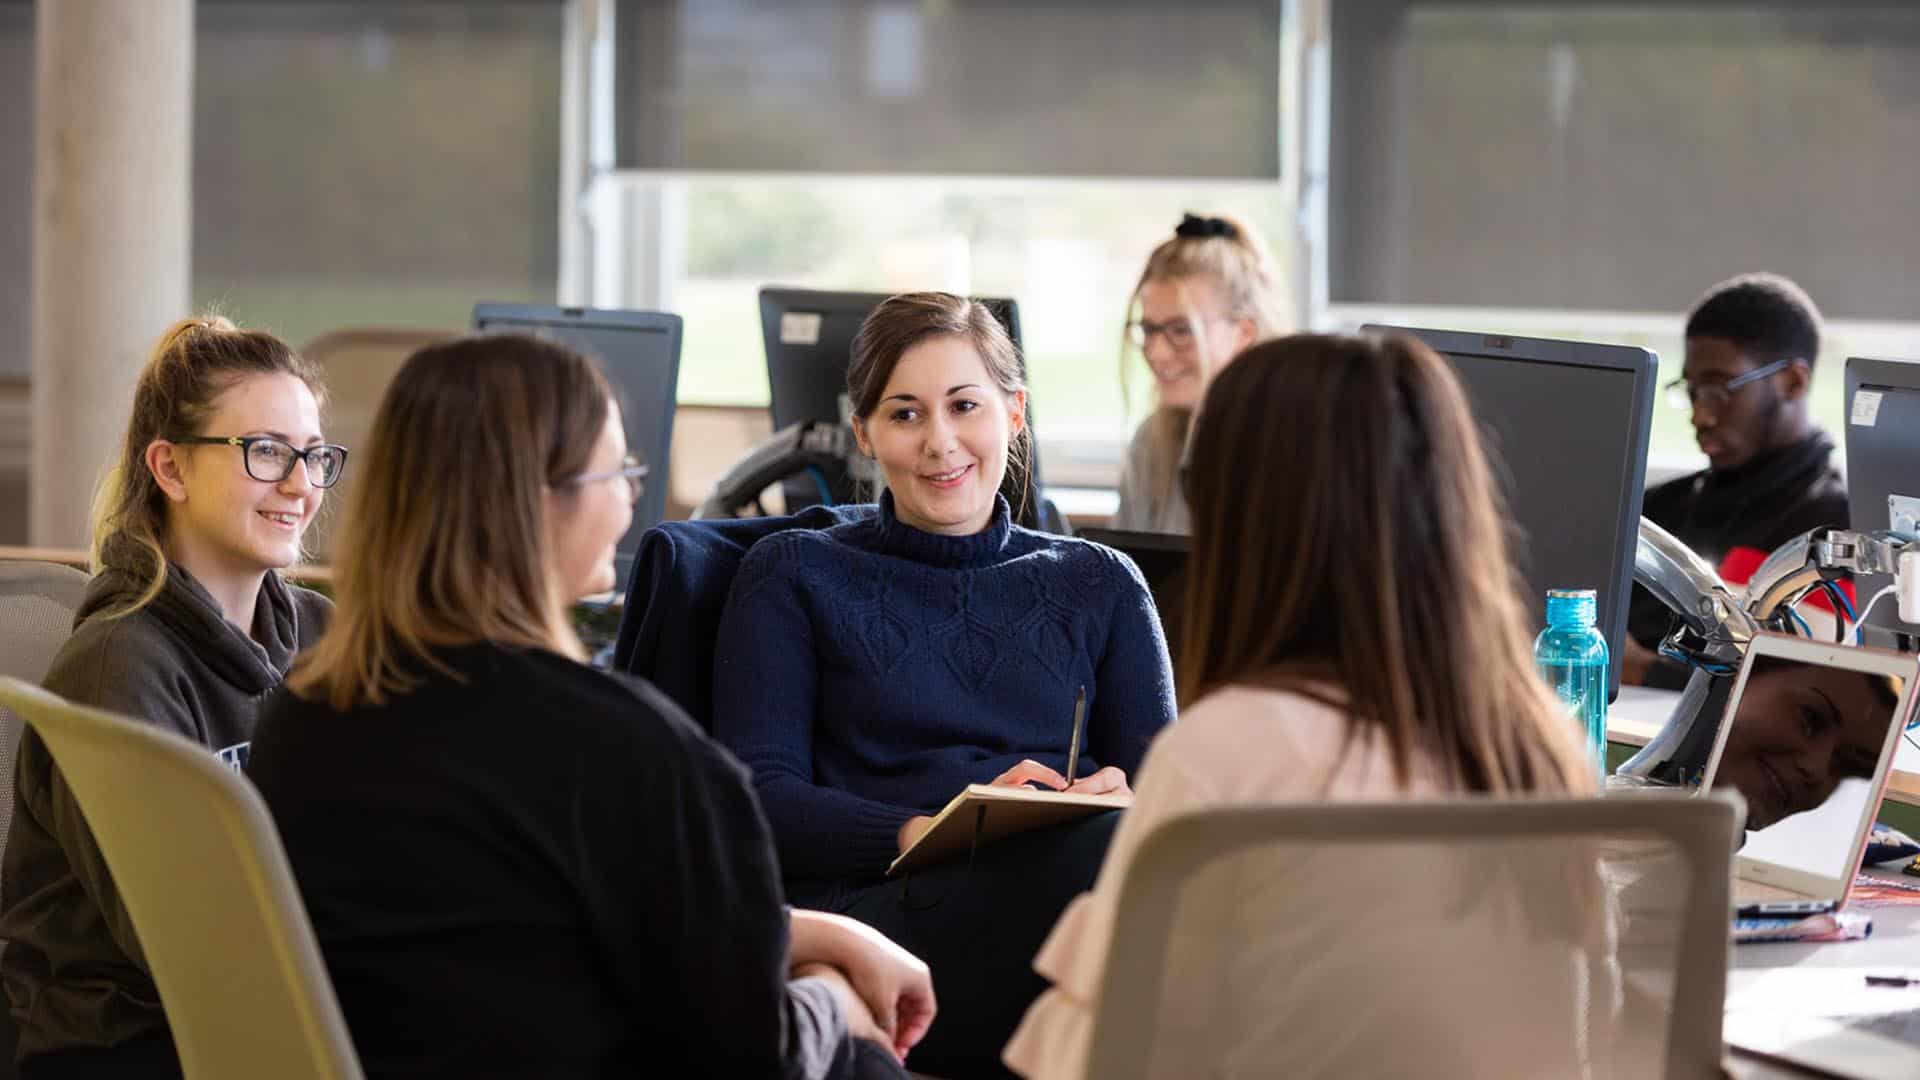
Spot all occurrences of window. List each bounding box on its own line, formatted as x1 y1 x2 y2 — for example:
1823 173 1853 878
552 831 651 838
1328 1 1920 457
193 0 564 346
601 1 1293 482
661 177 1291 482
615 0 1284 179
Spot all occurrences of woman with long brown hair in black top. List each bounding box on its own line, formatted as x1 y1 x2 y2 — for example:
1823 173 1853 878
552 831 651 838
249 333 931 1079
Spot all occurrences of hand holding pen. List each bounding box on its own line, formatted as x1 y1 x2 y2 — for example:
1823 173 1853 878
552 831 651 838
986 685 1133 796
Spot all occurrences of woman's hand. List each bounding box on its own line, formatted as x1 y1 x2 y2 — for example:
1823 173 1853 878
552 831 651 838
990 759 1068 790
790 911 936 1062
897 815 935 853
793 963 892 1053
1064 765 1131 797
990 759 1131 797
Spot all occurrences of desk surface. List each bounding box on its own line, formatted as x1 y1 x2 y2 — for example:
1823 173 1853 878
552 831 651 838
1724 867 1920 1078
1611 686 1920 808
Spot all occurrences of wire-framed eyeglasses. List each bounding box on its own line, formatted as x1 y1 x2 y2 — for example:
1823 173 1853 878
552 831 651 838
564 455 648 506
174 435 349 488
1663 357 1799 412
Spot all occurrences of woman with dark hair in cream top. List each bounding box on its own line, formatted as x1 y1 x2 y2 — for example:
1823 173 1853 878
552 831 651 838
1007 333 1596 1079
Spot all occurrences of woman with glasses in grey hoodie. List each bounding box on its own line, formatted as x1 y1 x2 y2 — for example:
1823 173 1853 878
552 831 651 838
0 316 343 1079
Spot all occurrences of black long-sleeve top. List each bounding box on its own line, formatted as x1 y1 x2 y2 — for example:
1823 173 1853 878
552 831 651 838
248 642 862 1079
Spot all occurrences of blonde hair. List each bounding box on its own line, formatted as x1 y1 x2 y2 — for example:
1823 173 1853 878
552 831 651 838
1180 333 1593 795
289 333 614 710
1123 213 1290 512
90 316 322 617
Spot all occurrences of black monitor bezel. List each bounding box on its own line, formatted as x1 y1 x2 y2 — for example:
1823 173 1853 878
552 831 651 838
1365 325 1659 702
756 286 1042 525
471 303 684 590
1844 355 1920 641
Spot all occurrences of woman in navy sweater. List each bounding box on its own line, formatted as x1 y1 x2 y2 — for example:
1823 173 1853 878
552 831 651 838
714 293 1177 1078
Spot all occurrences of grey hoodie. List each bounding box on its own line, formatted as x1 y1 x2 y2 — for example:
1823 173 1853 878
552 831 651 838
0 555 330 1064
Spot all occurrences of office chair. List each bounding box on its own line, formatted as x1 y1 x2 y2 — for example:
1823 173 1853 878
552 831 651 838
0 561 91 1078
0 678 364 1080
299 327 458 562
0 561 90 848
612 505 875 729
1085 793 1740 1079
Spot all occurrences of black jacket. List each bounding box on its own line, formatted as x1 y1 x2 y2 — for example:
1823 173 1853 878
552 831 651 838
0 558 330 1064
1629 430 1848 687
247 642 875 1079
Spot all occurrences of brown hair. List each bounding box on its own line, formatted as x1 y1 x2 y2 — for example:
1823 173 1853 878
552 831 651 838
90 315 323 616
1123 213 1291 511
289 333 614 710
847 292 1031 520
1178 332 1593 795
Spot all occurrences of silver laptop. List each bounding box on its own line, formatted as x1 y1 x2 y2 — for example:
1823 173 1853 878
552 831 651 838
1704 634 1920 1076
1696 632 1918 907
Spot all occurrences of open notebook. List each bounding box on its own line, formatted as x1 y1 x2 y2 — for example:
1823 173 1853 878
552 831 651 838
887 785 1130 876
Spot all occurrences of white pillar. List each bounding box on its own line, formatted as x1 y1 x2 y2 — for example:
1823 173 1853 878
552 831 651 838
31 0 193 547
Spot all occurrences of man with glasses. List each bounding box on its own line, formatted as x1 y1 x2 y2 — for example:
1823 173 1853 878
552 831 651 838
1623 273 1848 687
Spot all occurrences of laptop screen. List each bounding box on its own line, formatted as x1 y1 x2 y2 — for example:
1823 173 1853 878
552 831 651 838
1708 653 1907 881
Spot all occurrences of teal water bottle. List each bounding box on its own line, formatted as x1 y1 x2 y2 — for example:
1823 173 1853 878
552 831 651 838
1534 588 1609 784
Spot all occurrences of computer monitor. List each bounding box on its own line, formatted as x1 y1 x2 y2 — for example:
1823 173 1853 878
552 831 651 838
757 287 1047 529
1369 327 1658 700
1844 356 1920 647
472 303 683 590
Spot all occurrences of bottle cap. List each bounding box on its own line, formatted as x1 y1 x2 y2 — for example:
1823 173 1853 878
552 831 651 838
1545 589 1598 629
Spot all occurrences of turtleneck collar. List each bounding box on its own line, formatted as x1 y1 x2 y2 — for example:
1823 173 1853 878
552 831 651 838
869 489 1014 569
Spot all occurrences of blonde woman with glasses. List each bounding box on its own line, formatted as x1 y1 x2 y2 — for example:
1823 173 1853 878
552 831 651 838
1 316 342 1078
1113 213 1290 534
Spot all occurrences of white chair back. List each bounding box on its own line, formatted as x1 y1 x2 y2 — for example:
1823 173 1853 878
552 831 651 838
1087 793 1740 1079
0 677 363 1080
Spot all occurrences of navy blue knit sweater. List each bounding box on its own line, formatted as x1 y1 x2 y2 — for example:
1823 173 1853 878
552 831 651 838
711 492 1176 884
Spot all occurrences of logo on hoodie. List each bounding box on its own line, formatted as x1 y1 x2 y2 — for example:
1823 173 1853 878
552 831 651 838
216 742 251 772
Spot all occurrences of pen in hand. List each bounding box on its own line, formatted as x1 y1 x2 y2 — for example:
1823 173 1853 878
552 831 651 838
1064 685 1087 787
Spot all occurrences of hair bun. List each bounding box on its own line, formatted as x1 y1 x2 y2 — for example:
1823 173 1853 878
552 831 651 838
178 315 237 338
1174 213 1238 240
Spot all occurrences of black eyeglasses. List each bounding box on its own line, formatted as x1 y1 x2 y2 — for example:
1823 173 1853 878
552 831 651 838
1126 314 1233 352
564 455 648 506
1663 357 1799 412
174 435 349 488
